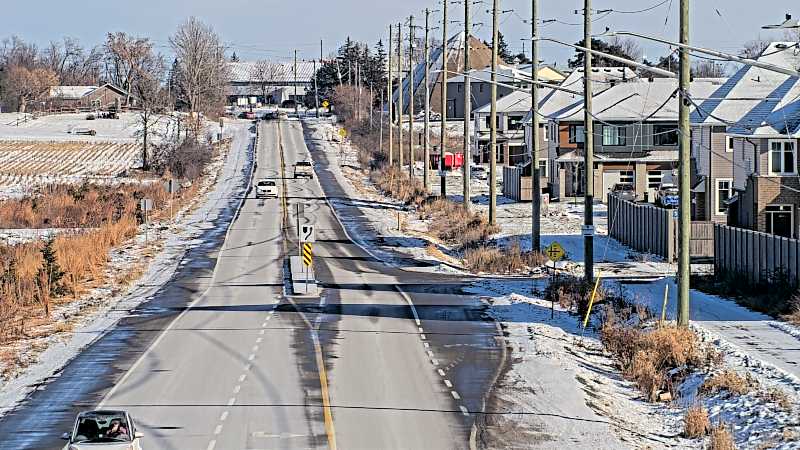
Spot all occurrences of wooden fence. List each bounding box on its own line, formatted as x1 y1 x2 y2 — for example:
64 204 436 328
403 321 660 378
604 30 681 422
714 224 800 287
608 194 677 260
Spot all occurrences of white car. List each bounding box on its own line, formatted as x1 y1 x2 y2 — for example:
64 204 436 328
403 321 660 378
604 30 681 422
255 178 278 198
62 410 143 450
471 165 489 180
294 161 314 179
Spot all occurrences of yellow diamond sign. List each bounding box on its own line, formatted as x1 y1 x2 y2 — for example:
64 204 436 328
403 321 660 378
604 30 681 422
544 242 566 262
338 128 347 138
322 100 330 108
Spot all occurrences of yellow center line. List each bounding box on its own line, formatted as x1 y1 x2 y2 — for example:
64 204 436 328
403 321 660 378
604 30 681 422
276 120 337 450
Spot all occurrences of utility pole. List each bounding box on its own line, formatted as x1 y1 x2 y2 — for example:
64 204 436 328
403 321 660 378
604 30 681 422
423 8 432 190
440 0 448 198
530 0 541 252
463 0 472 211
489 0 499 225
317 40 323 118
294 50 299 116
677 0 691 326
388 24 394 166
313 58 320 118
583 0 595 283
408 15 416 179
398 23 404 168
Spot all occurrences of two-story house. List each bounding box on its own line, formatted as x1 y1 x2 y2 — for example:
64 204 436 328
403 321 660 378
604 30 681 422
445 64 532 120
544 75 723 202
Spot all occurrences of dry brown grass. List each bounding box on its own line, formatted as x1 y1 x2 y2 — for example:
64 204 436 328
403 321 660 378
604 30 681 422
700 370 756 397
464 241 545 274
782 295 800 326
601 322 709 401
370 166 428 206
684 405 711 438
708 421 737 450
758 387 792 411
420 198 500 248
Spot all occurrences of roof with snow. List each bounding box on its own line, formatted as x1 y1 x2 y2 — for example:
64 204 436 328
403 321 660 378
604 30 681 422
228 61 316 84
48 86 98 100
692 42 800 137
556 149 679 163
555 77 726 123
473 86 556 115
446 64 532 84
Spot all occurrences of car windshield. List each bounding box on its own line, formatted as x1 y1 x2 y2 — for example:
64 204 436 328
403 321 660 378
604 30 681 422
296 161 312 167
257 180 274 186
72 412 131 443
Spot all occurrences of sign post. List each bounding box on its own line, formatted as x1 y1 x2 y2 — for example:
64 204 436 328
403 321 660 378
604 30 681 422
544 241 567 319
300 225 315 294
139 198 153 244
302 243 313 293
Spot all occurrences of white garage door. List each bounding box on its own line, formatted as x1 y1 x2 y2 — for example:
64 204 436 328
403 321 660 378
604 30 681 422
602 170 634 202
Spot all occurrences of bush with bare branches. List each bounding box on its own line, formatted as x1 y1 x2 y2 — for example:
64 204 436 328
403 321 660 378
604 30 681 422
684 404 711 438
464 241 545 273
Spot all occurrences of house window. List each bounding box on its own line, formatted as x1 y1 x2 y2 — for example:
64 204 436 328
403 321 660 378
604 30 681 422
602 125 626 146
538 159 548 178
479 83 484 93
648 170 665 189
458 84 462 93
716 178 732 215
508 115 524 131
766 205 794 238
542 124 549 142
653 124 679 146
568 125 585 144
769 140 797 175
726 136 734 153
485 115 499 129
619 170 635 185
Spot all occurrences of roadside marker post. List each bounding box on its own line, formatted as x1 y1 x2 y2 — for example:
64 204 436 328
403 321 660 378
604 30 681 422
660 283 670 325
544 242 567 319
582 276 602 331
139 198 153 244
302 243 313 293
299 224 316 293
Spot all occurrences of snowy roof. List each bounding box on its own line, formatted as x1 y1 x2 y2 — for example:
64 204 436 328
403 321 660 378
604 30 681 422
692 42 800 137
48 86 98 100
557 149 678 163
228 61 316 83
446 64 532 84
473 86 556 115
555 78 726 123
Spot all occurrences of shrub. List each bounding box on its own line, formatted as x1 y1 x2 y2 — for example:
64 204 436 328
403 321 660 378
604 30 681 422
699 370 756 397
420 198 499 248
463 241 545 274
544 275 602 318
684 405 711 438
151 138 214 180
708 421 736 450
370 166 428 206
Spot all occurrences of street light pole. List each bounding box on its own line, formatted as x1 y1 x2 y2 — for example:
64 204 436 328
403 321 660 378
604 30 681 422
530 0 541 253
398 23 405 168
489 0 499 225
677 0 691 326
463 0 472 211
583 0 595 284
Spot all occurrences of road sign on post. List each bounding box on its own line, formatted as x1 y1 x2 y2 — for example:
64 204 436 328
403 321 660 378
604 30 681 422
302 243 313 267
544 242 565 262
300 224 316 243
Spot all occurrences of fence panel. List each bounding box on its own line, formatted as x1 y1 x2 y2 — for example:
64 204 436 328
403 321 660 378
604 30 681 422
713 224 800 288
608 194 674 261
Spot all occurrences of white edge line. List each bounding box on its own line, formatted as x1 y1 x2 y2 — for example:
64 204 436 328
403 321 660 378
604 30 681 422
99 126 257 408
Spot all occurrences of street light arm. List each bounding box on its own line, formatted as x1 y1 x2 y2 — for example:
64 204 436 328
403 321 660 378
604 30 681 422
612 31 800 78
534 37 677 78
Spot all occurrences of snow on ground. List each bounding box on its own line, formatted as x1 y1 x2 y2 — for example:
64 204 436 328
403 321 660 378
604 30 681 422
0 122 254 418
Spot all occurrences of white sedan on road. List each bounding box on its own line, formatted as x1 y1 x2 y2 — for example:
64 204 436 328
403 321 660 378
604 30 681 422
255 178 278 198
61 410 143 450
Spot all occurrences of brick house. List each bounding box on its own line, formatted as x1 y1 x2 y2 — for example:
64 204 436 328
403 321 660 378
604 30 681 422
46 84 133 110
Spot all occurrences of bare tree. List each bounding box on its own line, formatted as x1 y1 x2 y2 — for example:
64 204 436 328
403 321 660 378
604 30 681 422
609 36 643 62
741 38 770 59
42 37 103 86
104 32 158 105
692 60 727 78
2 66 58 112
169 17 229 128
250 59 280 105
131 53 168 171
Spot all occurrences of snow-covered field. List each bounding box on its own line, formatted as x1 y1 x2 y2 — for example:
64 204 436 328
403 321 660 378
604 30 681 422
0 122 254 418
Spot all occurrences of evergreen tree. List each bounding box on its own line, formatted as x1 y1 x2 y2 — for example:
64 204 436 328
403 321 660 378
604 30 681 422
230 51 240 62
568 38 638 69
37 238 66 299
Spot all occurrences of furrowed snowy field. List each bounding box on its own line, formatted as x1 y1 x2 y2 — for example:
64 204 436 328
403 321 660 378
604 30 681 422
0 112 216 198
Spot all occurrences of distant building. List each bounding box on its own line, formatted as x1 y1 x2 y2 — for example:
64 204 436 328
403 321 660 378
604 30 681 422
45 84 132 110
227 61 314 106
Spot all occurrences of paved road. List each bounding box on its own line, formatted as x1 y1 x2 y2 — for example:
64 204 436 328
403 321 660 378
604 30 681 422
0 119 503 449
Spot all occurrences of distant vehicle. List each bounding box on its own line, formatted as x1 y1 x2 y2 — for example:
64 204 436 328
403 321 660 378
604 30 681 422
61 410 143 450
656 183 679 208
281 99 298 109
263 111 278 120
71 127 97 136
610 183 636 202
85 114 96 121
239 111 256 120
255 179 278 198
471 165 489 180
293 161 314 179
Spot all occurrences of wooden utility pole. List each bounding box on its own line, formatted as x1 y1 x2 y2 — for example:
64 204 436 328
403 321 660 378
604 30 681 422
583 0 594 282
398 23 404 167
678 0 691 326
423 8 432 189
440 0 448 198
583 0 595 283
388 24 394 166
408 15 416 179
530 0 541 252
294 50 299 116
489 0 499 225
313 59 320 118
463 0 472 211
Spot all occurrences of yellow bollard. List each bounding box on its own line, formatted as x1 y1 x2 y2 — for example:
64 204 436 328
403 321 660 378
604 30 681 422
660 283 670 325
582 276 602 329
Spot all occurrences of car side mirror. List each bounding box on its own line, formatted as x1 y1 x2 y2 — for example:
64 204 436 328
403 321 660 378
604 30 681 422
61 432 71 440
134 431 144 439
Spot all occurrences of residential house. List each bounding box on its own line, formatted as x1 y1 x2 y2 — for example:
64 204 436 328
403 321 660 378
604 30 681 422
540 73 724 202
722 43 800 238
445 64 531 120
46 84 133 111
227 60 315 106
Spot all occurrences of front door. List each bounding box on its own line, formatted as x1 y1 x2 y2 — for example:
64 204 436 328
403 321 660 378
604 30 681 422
766 204 794 238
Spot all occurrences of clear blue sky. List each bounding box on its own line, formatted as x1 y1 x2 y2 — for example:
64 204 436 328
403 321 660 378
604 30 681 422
1 1 796 65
